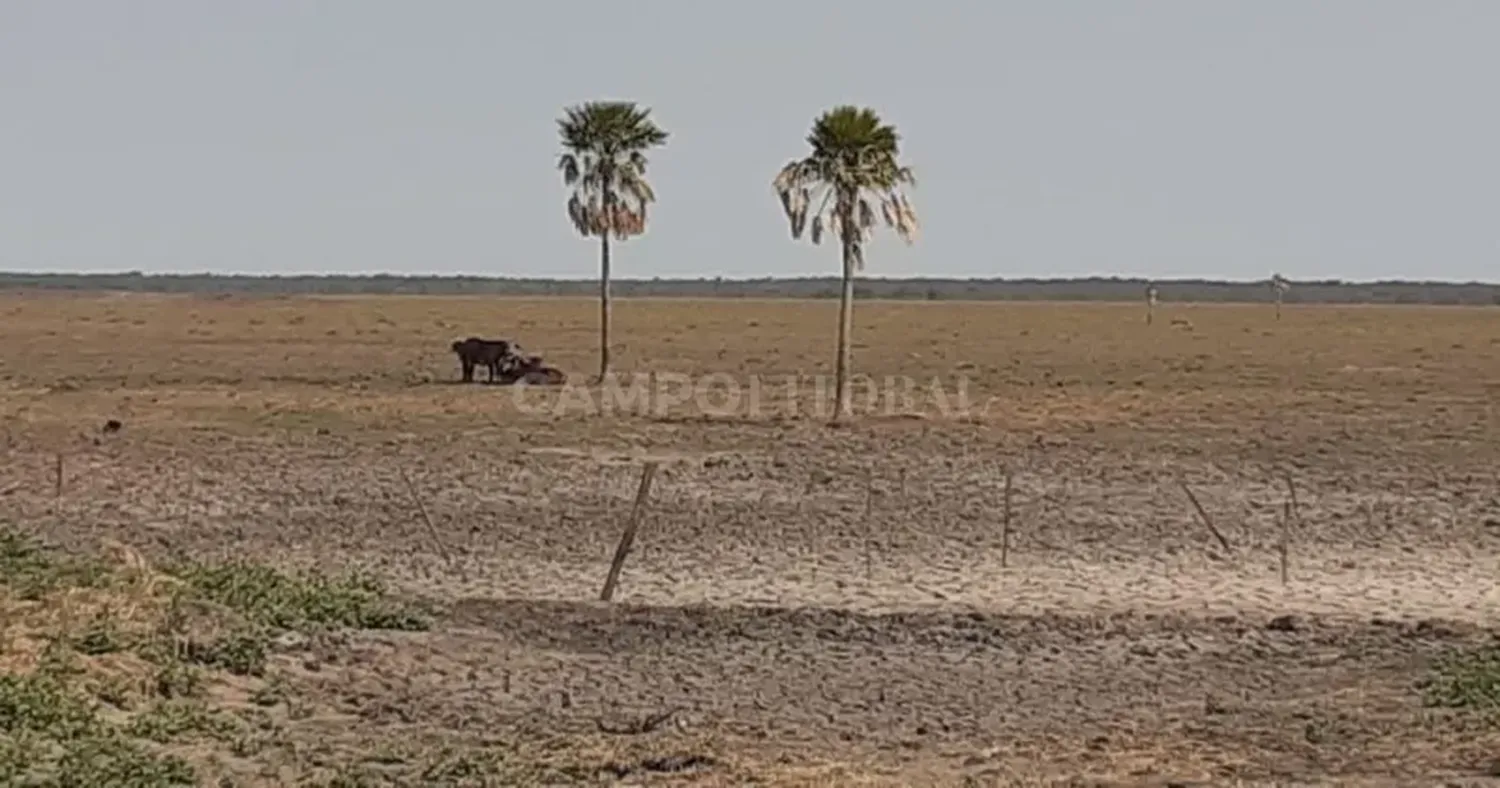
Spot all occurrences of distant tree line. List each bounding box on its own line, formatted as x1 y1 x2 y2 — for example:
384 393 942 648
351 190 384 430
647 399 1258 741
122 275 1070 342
0 271 1496 306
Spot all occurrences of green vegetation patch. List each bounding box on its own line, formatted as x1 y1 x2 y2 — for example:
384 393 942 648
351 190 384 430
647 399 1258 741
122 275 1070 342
0 529 111 600
1423 644 1500 710
175 560 431 632
0 526 435 786
0 669 198 787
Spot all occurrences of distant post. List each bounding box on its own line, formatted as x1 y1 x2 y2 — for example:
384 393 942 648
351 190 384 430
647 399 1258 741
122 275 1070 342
1269 273 1290 321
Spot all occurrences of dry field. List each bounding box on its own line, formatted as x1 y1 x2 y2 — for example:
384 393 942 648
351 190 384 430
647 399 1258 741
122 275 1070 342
2 291 1500 786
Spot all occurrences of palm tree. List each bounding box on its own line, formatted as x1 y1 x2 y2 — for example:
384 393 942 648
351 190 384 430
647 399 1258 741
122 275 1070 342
557 101 669 382
773 106 919 423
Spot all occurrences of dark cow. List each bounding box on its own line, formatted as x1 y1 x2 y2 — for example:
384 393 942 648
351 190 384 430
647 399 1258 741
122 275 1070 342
451 337 517 383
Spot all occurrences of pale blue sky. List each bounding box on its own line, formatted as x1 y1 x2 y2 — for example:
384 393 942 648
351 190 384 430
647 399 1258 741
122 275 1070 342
2 1 1496 282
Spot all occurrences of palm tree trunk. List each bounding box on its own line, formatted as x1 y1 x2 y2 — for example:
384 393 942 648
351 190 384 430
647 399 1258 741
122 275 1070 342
599 232 612 381
833 237 856 423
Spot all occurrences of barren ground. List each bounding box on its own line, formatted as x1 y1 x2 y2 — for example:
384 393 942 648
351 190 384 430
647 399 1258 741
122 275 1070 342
3 292 1500 786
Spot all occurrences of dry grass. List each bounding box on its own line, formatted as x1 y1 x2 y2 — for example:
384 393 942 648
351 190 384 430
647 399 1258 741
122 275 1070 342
3 292 1496 440
2 291 1500 784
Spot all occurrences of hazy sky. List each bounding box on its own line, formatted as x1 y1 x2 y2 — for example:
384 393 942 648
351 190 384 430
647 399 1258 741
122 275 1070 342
2 1 1496 282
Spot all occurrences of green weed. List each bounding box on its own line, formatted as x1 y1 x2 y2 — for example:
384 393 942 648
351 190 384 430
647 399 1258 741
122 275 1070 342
126 700 241 743
1423 644 1500 710
174 561 431 632
0 529 109 599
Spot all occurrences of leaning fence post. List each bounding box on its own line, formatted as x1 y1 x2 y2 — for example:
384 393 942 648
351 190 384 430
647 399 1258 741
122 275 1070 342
1001 469 1013 569
1178 479 1232 555
600 461 660 602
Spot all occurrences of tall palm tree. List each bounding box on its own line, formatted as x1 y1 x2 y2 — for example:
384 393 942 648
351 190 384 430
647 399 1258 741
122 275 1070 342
773 106 919 423
557 101 669 382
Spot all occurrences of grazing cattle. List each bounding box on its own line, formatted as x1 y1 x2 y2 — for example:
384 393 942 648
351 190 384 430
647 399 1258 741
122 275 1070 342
451 337 517 383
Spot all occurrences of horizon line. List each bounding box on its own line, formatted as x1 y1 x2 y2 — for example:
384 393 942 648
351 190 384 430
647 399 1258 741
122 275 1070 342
2 270 1498 287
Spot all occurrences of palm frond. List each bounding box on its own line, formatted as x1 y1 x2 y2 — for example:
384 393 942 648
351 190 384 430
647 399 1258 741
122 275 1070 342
811 185 832 217
566 194 587 235
558 154 581 186
617 168 657 207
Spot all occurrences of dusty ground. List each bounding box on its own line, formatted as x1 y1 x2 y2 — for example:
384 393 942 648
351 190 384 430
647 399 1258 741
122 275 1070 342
2 292 1500 785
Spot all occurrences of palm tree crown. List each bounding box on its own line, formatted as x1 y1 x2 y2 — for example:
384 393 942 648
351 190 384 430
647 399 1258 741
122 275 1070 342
557 102 669 240
773 105 919 267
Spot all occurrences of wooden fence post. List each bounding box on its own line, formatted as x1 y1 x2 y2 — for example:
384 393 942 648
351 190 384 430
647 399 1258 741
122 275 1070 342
1001 470 1013 568
600 462 660 602
1179 480 1232 555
